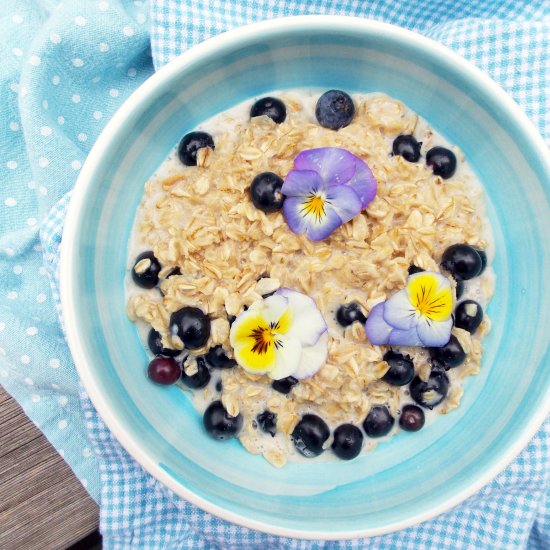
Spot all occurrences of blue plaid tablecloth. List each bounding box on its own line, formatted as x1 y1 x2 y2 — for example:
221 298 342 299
1 0 549 548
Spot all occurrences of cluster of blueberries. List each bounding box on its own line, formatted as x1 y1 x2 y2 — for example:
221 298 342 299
392 134 457 179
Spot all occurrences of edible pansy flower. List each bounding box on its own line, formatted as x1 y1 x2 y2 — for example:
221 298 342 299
229 288 328 380
282 147 377 241
365 271 453 347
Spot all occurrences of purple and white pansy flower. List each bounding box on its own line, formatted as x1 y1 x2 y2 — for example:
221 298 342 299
282 147 377 241
365 271 454 348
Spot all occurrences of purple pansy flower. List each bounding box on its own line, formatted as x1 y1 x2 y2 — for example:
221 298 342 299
282 148 377 241
365 271 454 347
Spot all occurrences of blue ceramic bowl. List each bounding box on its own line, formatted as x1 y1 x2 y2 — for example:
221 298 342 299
60 17 550 539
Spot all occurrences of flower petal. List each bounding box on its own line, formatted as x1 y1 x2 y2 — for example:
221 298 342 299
408 270 450 288
281 169 324 197
282 196 309 235
284 196 344 241
305 205 343 241
346 156 377 208
325 184 362 224
229 309 266 348
274 288 327 346
294 147 357 186
229 301 286 375
232 335 276 375
269 335 303 380
260 294 291 328
387 326 423 347
384 289 417 330
364 302 393 345
416 316 453 347
407 271 453 322
293 331 329 379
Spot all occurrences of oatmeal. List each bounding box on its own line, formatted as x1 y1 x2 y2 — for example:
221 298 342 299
126 90 494 467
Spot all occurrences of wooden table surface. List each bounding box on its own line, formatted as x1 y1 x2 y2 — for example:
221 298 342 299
0 385 100 550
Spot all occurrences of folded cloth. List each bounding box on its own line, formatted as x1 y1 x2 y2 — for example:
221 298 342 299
1 0 549 548
0 0 153 500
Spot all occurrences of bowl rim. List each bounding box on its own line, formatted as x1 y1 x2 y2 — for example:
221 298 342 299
60 15 550 540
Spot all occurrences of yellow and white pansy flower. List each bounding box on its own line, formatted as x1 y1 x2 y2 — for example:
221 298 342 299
229 288 328 380
365 271 454 347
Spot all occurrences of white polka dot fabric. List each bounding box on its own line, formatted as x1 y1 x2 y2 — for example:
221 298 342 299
0 0 153 503
1 0 549 548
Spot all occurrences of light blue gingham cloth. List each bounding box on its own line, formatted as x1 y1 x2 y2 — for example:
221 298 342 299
1 0 549 548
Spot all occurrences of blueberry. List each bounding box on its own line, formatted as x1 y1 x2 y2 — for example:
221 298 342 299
336 302 367 327
132 251 161 289
169 306 210 349
382 350 415 386
181 356 211 389
410 369 449 409
408 264 425 276
392 135 422 162
363 405 395 438
205 345 236 369
256 410 277 437
291 414 330 457
215 379 222 392
250 97 286 124
399 404 425 432
454 300 483 334
455 277 464 300
177 131 215 166
203 400 243 440
147 328 180 357
315 90 355 130
331 424 363 460
147 356 181 385
227 314 236 326
426 146 457 179
271 376 298 395
474 248 487 274
429 334 466 369
250 172 284 213
441 243 484 280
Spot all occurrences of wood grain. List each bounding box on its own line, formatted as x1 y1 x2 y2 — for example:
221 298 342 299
0 385 99 550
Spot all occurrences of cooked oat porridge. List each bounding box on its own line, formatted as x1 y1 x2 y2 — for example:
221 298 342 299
126 89 495 467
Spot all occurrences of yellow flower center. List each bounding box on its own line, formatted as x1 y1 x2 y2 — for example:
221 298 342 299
249 322 283 355
408 273 452 321
301 193 326 222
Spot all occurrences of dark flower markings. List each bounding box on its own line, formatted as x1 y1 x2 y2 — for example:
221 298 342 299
249 320 284 355
415 284 446 317
299 190 331 224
